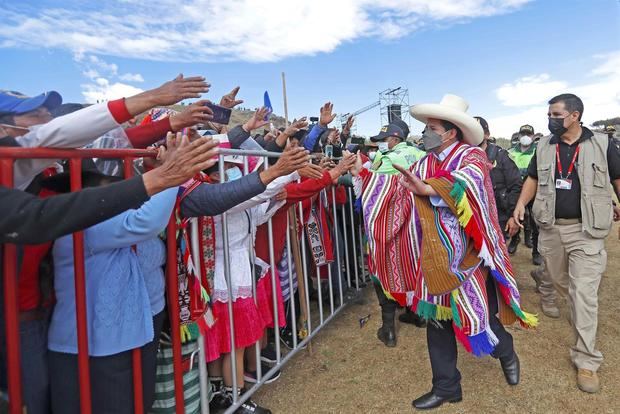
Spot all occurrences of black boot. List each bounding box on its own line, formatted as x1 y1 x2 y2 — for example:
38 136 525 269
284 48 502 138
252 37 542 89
209 377 229 412
507 234 520 255
500 352 520 385
377 308 396 347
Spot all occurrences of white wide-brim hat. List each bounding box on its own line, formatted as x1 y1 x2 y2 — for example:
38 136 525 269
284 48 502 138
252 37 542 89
409 94 484 146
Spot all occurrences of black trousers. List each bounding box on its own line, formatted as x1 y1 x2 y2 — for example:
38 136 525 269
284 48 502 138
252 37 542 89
426 277 514 397
48 310 165 414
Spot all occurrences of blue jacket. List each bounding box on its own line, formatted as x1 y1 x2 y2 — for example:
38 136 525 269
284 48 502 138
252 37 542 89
48 187 177 356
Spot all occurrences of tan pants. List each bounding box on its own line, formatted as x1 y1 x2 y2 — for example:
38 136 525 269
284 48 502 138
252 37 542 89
538 223 607 371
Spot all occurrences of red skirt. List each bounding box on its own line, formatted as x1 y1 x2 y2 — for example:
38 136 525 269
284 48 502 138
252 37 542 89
256 270 286 329
204 298 265 362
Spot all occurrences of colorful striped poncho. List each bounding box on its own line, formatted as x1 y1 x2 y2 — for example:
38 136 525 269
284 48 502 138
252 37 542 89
358 142 537 356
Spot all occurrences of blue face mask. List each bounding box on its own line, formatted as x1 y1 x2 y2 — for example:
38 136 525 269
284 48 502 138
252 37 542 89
226 166 243 182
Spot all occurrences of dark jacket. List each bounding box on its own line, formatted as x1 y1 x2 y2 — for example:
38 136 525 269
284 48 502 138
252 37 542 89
485 143 523 228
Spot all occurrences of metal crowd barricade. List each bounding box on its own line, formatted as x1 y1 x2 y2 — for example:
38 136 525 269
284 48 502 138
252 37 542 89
0 146 368 414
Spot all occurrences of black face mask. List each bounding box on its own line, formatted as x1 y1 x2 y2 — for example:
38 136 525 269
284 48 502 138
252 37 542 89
548 117 568 136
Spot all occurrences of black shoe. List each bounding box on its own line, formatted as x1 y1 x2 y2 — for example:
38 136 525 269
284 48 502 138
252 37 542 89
398 311 426 328
244 363 281 384
260 343 277 365
377 326 396 347
209 392 230 412
222 389 272 414
507 235 520 255
412 391 462 410
500 352 520 385
532 252 543 266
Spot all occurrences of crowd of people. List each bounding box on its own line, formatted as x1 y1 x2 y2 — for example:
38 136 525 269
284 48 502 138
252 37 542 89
0 76 619 414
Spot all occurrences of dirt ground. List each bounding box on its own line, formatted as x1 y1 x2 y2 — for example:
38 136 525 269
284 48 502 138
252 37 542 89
255 223 620 413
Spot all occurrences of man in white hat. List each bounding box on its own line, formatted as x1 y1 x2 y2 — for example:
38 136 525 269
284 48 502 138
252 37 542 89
353 94 536 410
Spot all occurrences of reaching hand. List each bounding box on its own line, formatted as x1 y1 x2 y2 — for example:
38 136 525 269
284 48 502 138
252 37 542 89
219 86 244 109
169 100 214 131
512 202 527 229
272 147 311 177
298 163 324 179
393 164 430 196
142 132 220 195
243 107 270 132
283 117 309 137
151 74 210 106
349 151 364 176
613 204 620 221
319 156 335 170
343 115 355 135
319 102 337 127
327 129 340 145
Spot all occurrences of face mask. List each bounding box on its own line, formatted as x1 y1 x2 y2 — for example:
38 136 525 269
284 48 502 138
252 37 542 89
519 135 533 146
422 129 450 151
225 166 242 182
378 142 389 153
368 151 377 161
548 116 569 136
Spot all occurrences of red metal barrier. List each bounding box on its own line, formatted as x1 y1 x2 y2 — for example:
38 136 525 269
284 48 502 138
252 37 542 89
0 147 186 414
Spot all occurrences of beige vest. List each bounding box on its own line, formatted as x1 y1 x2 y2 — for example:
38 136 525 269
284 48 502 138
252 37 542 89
532 132 613 239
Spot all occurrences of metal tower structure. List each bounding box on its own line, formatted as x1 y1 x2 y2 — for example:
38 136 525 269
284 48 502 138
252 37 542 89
379 87 411 134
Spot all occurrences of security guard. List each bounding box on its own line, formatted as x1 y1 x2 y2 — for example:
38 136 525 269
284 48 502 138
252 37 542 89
514 93 620 394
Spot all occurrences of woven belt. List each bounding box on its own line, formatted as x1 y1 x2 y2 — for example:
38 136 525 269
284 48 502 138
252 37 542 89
555 218 582 225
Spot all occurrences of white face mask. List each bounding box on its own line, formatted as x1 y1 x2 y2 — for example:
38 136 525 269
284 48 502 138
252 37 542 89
368 151 377 161
378 142 389 153
519 135 533 147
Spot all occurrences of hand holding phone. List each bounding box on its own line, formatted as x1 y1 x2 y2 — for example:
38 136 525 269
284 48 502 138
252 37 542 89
204 102 232 125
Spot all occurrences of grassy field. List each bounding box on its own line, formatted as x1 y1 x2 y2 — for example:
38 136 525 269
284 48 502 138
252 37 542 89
254 223 620 413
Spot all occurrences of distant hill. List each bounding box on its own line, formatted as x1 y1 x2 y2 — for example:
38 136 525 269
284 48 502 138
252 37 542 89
169 105 288 133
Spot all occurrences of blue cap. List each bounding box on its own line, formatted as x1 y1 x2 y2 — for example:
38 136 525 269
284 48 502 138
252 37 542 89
370 123 405 142
0 90 63 116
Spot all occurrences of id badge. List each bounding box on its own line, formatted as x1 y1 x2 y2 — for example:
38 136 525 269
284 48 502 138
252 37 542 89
555 178 572 190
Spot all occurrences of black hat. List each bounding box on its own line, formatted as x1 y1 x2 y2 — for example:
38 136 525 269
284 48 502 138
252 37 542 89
41 159 122 193
519 124 534 135
370 123 405 142
474 116 490 136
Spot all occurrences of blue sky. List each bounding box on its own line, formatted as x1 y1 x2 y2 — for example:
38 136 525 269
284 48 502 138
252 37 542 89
1 0 619 138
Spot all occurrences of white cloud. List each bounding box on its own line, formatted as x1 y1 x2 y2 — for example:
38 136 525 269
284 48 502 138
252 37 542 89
489 51 620 138
0 0 531 63
81 77 144 103
119 73 145 82
495 74 567 107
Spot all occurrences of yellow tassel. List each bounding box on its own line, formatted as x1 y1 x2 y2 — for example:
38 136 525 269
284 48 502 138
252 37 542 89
436 305 453 320
180 325 190 343
521 311 539 328
456 196 473 227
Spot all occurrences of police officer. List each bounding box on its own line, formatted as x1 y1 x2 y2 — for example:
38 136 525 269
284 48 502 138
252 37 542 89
509 124 542 263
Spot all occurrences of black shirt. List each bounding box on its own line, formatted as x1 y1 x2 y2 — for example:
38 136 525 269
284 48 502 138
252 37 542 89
527 128 620 219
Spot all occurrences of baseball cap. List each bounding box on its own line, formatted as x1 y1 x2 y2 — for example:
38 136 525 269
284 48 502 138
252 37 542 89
474 116 490 136
604 125 616 133
391 118 410 138
0 90 62 115
370 123 405 142
519 124 534 135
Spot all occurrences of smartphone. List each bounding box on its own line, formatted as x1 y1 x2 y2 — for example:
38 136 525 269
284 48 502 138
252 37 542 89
324 144 333 158
204 102 232 125
263 91 273 121
347 144 360 153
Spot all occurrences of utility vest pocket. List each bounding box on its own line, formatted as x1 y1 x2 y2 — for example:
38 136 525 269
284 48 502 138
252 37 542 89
592 163 608 188
532 195 553 227
588 195 613 232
